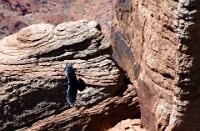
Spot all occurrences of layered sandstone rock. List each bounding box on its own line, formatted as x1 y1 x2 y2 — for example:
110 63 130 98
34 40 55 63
21 84 139 131
0 20 139 130
112 0 200 130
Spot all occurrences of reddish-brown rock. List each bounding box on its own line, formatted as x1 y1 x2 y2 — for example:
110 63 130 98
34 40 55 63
108 119 146 131
4 0 200 130
0 20 139 130
112 0 200 130
21 84 139 131
0 0 112 39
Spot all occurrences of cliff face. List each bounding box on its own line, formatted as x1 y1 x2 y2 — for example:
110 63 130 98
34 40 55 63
112 0 200 130
169 1 200 130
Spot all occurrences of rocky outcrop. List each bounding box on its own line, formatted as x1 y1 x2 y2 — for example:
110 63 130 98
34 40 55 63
0 20 139 130
112 0 200 130
0 0 112 39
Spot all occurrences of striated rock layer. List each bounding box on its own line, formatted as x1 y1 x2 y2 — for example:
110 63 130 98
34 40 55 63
0 20 139 130
112 0 200 130
22 84 139 131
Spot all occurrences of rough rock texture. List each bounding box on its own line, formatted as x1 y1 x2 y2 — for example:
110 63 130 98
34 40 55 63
108 119 146 131
112 0 177 130
21 84 139 131
113 0 200 131
0 20 139 130
167 1 200 130
0 0 112 39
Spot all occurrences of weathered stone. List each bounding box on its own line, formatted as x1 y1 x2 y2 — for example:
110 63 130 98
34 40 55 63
0 20 139 130
112 0 200 130
21 84 139 131
113 0 177 129
108 119 146 131
167 1 200 131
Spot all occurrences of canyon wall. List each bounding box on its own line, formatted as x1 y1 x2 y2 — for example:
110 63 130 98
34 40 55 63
1 0 200 130
112 0 200 130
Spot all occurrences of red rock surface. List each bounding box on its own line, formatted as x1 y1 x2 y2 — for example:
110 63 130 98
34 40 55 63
4 0 200 130
108 119 146 131
112 0 200 130
0 0 112 39
0 1 141 130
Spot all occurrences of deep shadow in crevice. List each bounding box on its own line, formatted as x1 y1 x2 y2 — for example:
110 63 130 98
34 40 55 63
114 74 132 96
36 38 92 59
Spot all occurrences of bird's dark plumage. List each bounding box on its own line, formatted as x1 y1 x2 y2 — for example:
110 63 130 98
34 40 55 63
65 64 86 107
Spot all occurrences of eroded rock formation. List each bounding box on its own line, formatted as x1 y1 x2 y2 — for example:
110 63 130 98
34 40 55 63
112 0 200 130
168 1 200 130
21 84 139 131
0 20 139 130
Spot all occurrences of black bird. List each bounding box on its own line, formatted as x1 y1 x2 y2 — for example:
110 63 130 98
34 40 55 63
65 64 86 107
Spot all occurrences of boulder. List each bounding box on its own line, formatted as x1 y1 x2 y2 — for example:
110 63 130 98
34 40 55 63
0 20 139 130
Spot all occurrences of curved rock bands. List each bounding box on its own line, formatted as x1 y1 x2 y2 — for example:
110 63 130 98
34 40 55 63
113 0 200 130
0 20 107 65
0 20 128 130
112 0 178 130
